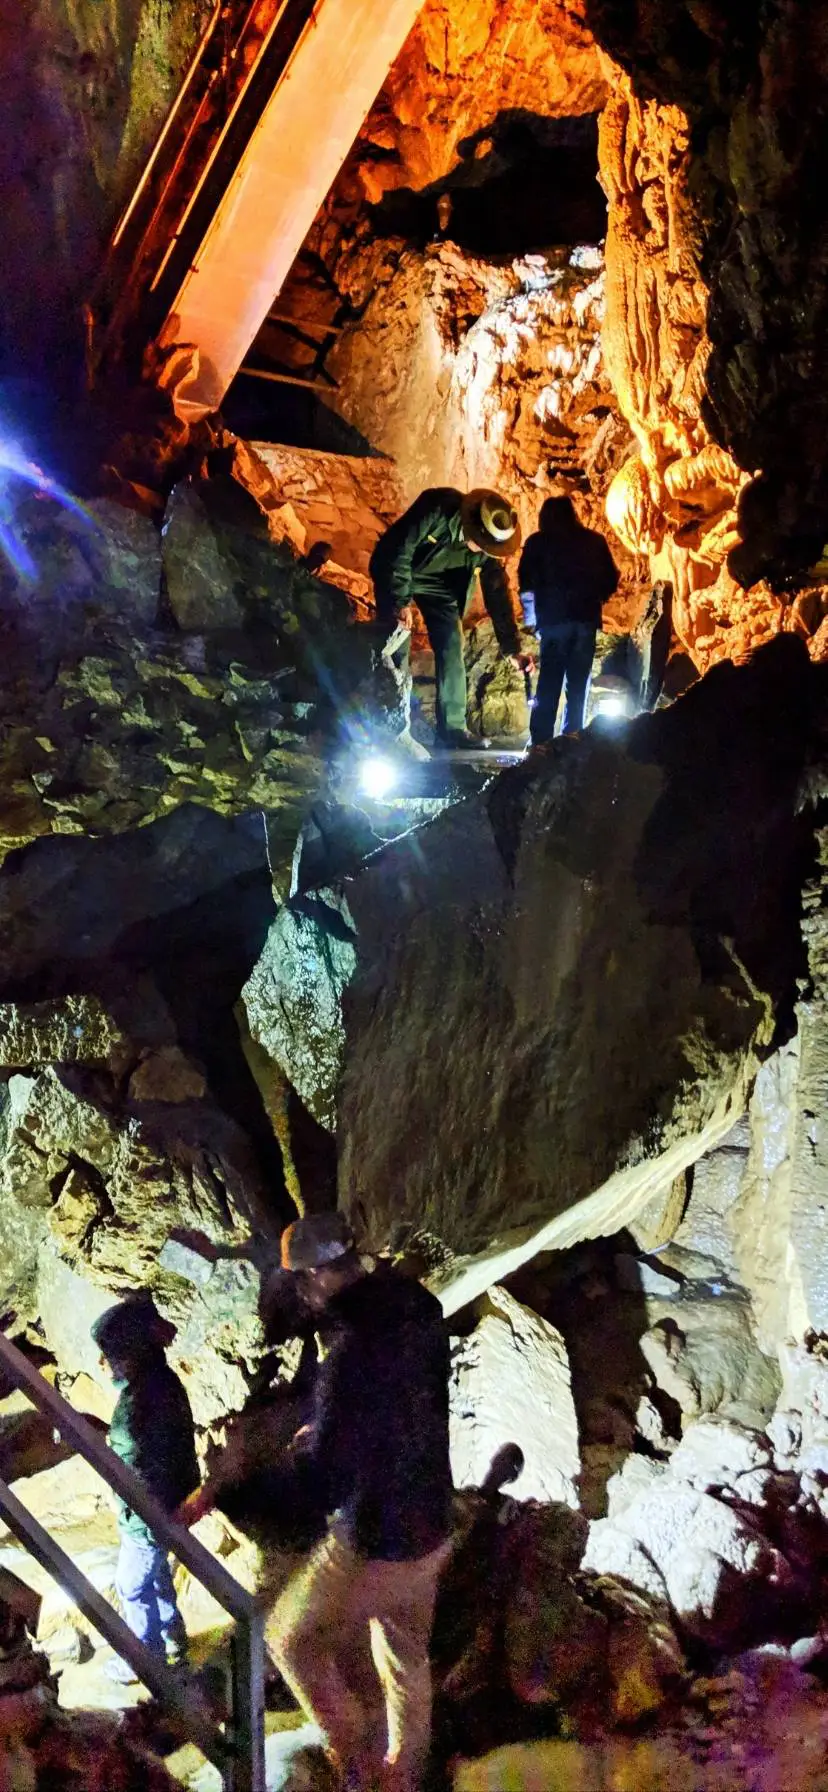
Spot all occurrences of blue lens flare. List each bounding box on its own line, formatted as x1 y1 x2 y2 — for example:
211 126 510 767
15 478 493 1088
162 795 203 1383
0 435 98 582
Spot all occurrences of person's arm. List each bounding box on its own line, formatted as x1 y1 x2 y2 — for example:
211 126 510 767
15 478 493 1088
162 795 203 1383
479 556 521 657
600 538 620 601
178 1332 356 1530
517 541 538 631
381 492 453 616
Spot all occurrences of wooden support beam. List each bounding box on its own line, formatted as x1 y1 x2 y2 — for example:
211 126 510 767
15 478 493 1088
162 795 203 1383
264 310 343 335
238 364 338 392
163 0 424 418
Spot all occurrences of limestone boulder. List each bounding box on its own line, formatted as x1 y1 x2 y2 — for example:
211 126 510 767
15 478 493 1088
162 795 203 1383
161 481 245 630
583 1483 788 1641
449 1286 580 1506
242 891 358 1132
595 1578 686 1725
666 1419 773 1498
0 471 398 887
36 1250 114 1390
0 492 161 637
0 1066 267 1423
248 640 817 1307
0 996 126 1071
638 1303 780 1430
582 1412 803 1644
502 1505 603 1709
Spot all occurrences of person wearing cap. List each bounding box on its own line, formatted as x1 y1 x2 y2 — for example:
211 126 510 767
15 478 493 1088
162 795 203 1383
91 1295 199 1682
182 1213 453 1790
370 486 531 749
518 495 619 743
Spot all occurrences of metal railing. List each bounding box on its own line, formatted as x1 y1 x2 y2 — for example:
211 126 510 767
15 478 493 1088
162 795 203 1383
0 1333 265 1792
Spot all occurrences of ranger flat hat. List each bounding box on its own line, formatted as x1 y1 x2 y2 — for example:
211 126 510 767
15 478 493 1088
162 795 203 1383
461 488 521 559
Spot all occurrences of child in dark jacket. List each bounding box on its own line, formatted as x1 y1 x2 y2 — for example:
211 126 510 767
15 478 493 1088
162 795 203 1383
91 1294 199 1682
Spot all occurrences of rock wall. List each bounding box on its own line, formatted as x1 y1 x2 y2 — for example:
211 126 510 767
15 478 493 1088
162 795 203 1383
0 0 215 384
319 0 605 210
248 442 404 595
0 466 399 884
243 637 820 1313
586 3 828 666
325 242 642 624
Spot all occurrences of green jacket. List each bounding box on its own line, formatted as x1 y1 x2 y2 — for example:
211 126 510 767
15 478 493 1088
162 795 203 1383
108 1354 199 1542
370 488 521 655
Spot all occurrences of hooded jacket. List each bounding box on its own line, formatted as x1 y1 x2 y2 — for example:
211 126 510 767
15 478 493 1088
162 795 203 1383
519 516 618 631
107 1353 199 1543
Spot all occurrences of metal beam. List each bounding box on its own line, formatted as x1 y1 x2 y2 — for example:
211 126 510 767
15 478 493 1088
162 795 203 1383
0 1478 226 1770
0 1334 252 1623
163 0 424 417
0 1331 267 1792
237 365 337 392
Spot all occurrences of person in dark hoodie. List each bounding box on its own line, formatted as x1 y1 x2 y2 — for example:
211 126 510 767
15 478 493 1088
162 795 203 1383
92 1294 199 1683
518 495 619 743
179 1214 453 1792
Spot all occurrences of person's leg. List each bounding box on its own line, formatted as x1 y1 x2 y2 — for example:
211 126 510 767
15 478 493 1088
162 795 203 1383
115 1532 165 1656
152 1549 188 1662
423 601 467 737
531 626 567 744
561 624 597 733
368 1540 452 1792
269 1529 384 1783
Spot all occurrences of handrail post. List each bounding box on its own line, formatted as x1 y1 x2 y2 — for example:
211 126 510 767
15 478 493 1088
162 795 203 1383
227 1609 267 1792
0 1332 268 1789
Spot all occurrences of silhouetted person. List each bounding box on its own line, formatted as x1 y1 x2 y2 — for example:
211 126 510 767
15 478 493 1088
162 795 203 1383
636 580 673 711
519 497 619 743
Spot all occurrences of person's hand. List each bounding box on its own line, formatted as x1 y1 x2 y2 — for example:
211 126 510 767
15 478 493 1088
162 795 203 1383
175 1486 215 1529
510 650 536 674
396 606 415 632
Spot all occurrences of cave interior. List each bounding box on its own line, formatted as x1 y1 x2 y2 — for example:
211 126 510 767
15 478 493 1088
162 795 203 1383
0 1 827 1788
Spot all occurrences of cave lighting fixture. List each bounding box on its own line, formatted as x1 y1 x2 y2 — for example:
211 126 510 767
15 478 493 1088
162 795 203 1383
594 694 631 720
357 753 399 801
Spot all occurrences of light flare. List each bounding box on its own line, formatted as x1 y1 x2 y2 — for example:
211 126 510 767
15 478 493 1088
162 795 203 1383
0 435 99 581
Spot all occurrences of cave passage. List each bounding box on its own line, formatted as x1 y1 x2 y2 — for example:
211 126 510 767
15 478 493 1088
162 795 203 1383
371 112 607 257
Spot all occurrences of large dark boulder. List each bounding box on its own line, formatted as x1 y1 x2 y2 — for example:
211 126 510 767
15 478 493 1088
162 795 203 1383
245 639 822 1312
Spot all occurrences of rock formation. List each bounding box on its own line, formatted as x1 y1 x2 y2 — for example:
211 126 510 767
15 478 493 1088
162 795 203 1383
0 465 398 884
0 0 215 385
245 636 819 1309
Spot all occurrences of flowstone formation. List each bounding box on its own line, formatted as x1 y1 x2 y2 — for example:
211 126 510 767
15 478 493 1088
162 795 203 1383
586 0 828 667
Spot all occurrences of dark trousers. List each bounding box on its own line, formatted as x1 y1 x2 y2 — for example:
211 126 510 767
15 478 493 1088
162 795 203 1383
382 595 469 736
532 621 596 744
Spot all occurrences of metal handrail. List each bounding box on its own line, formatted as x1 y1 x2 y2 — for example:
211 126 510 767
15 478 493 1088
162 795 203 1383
0 1333 265 1792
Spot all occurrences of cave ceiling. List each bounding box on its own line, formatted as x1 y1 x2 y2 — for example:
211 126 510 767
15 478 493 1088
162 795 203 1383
266 0 828 671
2 0 828 671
